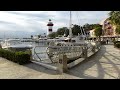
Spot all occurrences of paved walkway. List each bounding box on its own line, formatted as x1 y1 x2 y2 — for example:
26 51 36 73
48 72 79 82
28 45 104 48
0 45 120 79
68 45 120 79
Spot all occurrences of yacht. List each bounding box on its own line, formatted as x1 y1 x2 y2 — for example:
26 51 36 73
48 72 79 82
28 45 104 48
50 11 93 46
31 11 98 63
1 39 32 51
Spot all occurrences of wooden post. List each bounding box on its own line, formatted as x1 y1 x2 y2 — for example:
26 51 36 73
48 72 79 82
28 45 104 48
84 47 87 59
57 54 68 74
63 54 68 72
82 46 87 59
92 45 95 53
57 54 63 74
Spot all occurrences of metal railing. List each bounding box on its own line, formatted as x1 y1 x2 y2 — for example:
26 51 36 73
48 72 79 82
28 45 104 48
31 41 101 73
32 45 84 63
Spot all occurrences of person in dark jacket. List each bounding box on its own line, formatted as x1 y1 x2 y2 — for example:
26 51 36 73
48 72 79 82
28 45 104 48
106 39 109 44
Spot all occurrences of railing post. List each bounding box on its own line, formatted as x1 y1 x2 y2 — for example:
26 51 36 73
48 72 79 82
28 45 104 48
57 54 68 74
82 46 87 59
97 42 101 50
63 54 68 72
92 45 95 53
84 47 88 59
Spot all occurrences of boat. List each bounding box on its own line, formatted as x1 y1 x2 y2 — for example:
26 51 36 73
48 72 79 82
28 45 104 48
0 39 32 51
31 11 98 63
49 11 95 47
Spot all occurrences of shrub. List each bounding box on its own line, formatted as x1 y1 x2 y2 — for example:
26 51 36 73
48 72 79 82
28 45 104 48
115 43 120 48
100 41 106 45
112 38 116 43
7 51 15 61
15 51 30 65
114 41 120 48
0 49 30 65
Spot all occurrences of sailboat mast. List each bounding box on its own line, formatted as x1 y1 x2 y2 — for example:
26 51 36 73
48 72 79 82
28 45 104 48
69 11 72 39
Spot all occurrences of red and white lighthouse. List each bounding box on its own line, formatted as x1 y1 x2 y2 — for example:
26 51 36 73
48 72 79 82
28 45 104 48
47 19 54 35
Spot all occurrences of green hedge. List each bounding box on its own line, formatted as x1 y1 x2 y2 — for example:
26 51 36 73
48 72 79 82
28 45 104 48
100 41 106 45
114 41 120 48
0 49 31 65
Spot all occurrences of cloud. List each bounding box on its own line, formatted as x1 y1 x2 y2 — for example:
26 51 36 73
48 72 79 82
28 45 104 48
0 11 110 38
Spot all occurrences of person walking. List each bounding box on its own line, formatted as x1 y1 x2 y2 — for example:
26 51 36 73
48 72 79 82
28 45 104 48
106 39 109 44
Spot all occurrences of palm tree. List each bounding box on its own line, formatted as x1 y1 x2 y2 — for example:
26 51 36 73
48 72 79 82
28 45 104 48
109 11 120 25
109 11 120 40
115 25 120 35
94 26 102 41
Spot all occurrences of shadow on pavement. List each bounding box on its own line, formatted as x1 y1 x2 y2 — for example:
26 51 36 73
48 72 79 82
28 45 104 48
24 62 58 75
66 45 120 79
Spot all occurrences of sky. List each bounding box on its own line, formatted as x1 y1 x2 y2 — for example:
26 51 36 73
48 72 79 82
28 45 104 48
0 11 110 38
